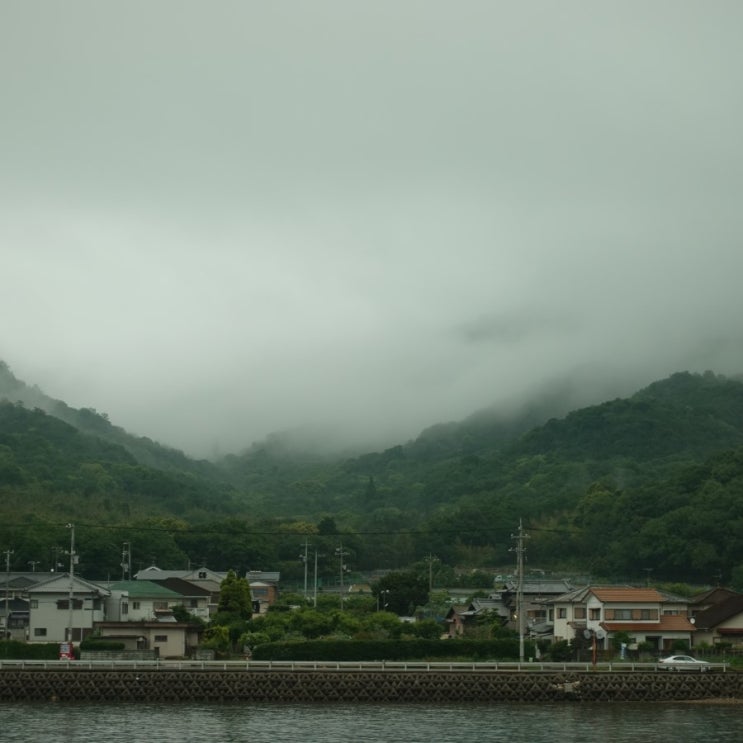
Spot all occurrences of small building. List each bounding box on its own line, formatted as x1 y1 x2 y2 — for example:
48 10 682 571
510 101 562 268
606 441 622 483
92 619 200 659
246 571 280 613
444 604 472 638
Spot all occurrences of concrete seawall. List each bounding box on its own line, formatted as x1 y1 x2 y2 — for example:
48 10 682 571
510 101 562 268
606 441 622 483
1 667 742 703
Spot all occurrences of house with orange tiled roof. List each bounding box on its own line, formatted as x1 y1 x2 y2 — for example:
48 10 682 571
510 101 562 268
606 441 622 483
547 585 694 653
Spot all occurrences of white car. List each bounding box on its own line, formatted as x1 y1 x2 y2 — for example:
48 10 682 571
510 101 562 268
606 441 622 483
657 654 710 672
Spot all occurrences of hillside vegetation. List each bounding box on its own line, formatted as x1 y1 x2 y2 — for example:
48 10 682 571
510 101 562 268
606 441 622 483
2 361 743 589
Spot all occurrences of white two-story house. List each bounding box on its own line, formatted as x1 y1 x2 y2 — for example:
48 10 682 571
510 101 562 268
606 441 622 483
548 585 694 652
27 574 110 643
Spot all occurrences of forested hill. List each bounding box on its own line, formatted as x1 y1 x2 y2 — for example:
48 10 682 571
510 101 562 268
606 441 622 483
218 371 743 517
0 360 220 479
2 362 743 584
515 371 743 461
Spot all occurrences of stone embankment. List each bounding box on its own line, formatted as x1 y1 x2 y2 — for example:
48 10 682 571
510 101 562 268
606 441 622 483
1 663 741 703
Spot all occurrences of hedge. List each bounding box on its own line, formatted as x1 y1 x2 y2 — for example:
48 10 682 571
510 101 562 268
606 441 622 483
0 641 62 660
79 639 126 651
252 638 536 662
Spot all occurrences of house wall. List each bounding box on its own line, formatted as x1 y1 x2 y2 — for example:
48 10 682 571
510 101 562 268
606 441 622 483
95 624 189 658
28 595 105 643
695 615 743 648
552 604 580 642
551 595 692 649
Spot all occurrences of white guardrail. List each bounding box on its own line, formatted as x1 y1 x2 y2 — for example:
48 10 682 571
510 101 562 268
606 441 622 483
0 659 731 672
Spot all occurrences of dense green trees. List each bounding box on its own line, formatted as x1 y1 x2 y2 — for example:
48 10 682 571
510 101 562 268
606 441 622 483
4 367 743 585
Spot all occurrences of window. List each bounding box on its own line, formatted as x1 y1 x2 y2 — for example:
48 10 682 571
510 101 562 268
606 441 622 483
122 603 129 615
189 599 198 608
198 571 207 579
589 608 601 620
30 600 38 609
558 608 567 619
574 607 586 619
132 601 141 610
606 609 632 620
154 601 168 611
154 635 167 642
34 628 47 637
57 599 83 610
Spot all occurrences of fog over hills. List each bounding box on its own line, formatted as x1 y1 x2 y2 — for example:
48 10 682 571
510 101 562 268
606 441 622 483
3 3 743 456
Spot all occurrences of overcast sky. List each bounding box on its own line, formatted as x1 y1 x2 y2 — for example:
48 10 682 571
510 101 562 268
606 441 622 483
2 1 743 457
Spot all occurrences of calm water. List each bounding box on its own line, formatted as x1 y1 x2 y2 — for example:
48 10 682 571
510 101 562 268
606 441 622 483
2 701 742 742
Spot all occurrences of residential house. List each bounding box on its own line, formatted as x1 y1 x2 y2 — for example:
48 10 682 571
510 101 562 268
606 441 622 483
444 604 471 638
91 619 200 659
104 580 186 622
131 566 280 615
27 574 110 643
146 577 212 620
689 587 741 616
690 593 743 648
496 579 572 634
246 570 280 613
549 586 694 652
135 566 226 615
1 571 58 637
444 598 509 638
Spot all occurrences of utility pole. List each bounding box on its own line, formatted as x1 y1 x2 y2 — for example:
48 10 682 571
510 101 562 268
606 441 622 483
300 538 310 601
28 561 39 572
424 553 436 592
313 549 319 608
66 524 75 644
120 542 131 581
511 520 529 663
3 549 13 633
335 542 349 611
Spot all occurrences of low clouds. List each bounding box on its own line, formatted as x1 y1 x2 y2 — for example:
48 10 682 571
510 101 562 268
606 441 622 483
2 2 743 456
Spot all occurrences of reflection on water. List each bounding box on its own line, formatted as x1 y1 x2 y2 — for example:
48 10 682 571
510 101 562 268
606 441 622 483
2 701 741 743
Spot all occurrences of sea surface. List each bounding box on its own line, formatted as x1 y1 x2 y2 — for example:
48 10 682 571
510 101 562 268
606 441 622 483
2 701 742 742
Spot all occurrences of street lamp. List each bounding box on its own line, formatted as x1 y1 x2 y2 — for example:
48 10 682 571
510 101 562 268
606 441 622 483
377 589 391 612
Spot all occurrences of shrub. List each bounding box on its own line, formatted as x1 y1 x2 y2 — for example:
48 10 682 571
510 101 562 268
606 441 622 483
0 641 62 660
79 639 126 651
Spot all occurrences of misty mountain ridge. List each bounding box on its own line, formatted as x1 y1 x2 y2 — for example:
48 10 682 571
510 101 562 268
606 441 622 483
0 358 621 469
3 360 743 480
4 360 743 582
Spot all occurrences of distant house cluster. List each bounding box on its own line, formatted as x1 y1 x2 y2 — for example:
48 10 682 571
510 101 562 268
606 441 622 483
4 566 743 659
445 579 743 653
0 566 280 658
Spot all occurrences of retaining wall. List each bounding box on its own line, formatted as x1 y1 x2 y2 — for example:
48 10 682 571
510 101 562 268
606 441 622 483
1 668 742 703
